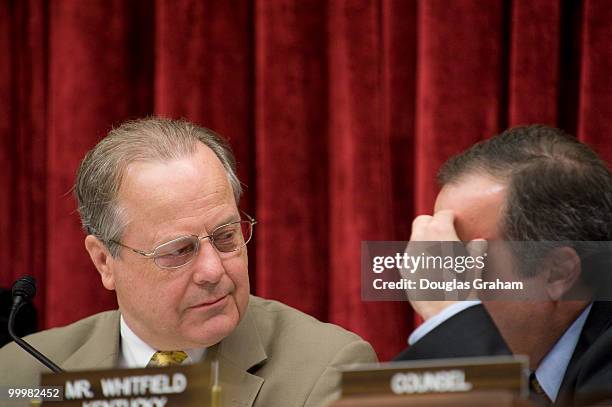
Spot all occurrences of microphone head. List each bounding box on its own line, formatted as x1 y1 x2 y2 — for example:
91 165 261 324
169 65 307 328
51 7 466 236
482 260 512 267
12 276 36 301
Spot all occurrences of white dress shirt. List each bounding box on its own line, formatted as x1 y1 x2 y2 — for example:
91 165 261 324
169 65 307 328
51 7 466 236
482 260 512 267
119 314 206 368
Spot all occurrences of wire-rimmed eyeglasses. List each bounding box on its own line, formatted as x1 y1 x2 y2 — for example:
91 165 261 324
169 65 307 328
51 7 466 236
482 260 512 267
110 212 257 269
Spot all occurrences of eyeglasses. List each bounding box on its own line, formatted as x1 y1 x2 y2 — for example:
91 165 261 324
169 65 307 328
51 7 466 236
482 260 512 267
111 212 257 269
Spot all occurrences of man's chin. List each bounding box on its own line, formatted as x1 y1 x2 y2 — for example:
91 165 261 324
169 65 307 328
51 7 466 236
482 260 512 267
181 312 240 348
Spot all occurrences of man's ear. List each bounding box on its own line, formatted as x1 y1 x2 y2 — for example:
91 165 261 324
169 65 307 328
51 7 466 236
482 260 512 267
543 246 581 300
84 235 116 291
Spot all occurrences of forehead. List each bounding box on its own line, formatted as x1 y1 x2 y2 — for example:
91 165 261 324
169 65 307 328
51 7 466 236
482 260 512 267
434 173 507 241
117 143 236 227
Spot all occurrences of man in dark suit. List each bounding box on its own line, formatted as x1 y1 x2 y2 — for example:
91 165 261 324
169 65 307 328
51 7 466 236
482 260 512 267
396 125 612 406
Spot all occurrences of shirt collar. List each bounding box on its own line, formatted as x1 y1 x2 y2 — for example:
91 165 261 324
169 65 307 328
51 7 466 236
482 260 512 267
119 314 206 368
535 303 592 402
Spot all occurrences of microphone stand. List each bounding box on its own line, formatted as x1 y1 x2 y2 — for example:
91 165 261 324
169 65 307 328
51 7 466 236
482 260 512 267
8 295 64 373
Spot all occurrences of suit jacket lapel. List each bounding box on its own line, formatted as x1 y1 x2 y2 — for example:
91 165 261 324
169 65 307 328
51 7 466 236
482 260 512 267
57 307 267 406
61 311 121 371
566 302 612 371
204 302 267 407
557 301 612 403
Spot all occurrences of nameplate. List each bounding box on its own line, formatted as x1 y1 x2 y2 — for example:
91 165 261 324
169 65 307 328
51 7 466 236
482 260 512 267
40 363 214 406
340 356 528 398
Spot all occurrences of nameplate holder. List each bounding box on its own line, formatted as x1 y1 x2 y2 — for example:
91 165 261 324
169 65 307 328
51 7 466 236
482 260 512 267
40 363 213 407
340 355 529 399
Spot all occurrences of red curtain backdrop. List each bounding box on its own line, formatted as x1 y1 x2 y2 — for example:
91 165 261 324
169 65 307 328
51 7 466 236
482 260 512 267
1 0 611 361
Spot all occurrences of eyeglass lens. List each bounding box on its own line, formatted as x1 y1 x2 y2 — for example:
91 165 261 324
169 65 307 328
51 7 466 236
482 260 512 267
153 221 253 268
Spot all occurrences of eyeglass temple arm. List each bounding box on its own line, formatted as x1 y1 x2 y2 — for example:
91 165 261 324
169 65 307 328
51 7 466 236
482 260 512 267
110 240 156 257
240 210 257 224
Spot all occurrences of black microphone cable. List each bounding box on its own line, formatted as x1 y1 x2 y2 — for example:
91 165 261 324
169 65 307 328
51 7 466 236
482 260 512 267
7 276 63 373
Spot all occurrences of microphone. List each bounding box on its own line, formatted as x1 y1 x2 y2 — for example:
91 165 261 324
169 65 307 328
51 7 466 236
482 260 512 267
11 276 36 310
8 276 64 373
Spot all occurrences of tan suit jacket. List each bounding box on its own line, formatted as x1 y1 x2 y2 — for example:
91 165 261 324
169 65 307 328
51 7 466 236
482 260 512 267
0 295 377 406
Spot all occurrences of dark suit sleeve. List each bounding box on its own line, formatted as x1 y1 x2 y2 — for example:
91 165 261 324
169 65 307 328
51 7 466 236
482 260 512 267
394 304 512 361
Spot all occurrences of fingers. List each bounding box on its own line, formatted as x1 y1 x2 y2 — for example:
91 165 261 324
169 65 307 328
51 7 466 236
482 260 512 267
433 209 454 225
410 210 459 242
410 215 432 240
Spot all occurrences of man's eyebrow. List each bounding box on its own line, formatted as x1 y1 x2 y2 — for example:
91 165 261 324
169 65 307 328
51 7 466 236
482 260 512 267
214 214 241 229
150 214 240 247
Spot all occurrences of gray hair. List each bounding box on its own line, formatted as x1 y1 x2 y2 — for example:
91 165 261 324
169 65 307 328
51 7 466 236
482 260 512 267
74 117 242 257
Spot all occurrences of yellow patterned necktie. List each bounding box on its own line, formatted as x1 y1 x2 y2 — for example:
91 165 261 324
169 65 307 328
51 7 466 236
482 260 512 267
148 351 188 367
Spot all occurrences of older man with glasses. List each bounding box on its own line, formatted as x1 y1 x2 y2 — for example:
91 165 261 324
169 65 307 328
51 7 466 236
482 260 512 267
0 117 377 407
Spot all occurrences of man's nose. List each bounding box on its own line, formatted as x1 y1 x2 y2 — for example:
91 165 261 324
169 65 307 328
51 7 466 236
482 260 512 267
190 239 225 285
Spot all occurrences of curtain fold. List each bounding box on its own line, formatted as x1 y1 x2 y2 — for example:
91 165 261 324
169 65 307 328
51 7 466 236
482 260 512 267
579 0 612 158
155 0 254 190
1 0 48 323
415 0 507 213
508 0 561 125
254 0 330 318
1 0 611 360
46 0 154 326
327 0 411 359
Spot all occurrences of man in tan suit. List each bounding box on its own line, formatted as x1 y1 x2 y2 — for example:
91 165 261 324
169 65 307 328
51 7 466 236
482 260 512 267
0 118 377 406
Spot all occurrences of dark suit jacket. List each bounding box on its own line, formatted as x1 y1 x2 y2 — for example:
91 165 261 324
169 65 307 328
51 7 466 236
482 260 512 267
395 302 612 406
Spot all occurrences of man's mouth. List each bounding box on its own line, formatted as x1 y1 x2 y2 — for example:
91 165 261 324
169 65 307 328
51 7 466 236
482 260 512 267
190 295 229 309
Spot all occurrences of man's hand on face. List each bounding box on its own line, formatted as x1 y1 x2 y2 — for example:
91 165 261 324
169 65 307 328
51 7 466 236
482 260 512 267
410 210 460 242
406 210 487 321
